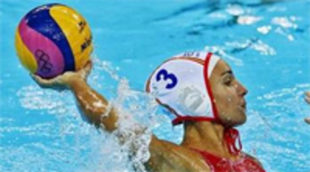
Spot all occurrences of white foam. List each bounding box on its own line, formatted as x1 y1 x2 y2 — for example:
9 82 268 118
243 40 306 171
257 25 272 35
237 15 262 25
272 17 297 29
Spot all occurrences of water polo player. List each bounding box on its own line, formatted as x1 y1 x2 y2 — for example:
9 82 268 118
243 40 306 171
32 51 266 171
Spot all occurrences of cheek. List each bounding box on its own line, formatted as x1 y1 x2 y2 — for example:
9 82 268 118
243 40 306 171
224 96 234 104
218 96 234 115
214 88 237 114
217 88 235 105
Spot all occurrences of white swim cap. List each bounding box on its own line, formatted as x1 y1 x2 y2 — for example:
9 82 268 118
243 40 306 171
146 51 221 125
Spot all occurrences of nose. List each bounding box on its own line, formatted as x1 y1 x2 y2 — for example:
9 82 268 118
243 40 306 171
236 81 248 97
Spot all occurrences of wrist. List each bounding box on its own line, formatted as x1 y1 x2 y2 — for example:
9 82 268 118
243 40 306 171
67 76 86 89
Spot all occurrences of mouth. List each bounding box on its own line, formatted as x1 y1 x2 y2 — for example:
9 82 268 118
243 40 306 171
240 101 247 109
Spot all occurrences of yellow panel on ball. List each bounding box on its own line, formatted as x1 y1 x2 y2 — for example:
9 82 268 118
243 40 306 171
15 31 38 73
50 5 93 71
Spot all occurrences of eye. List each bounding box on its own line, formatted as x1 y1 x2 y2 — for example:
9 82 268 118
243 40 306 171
224 75 233 86
224 79 232 86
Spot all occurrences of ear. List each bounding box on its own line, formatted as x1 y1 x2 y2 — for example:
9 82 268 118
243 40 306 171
177 85 206 115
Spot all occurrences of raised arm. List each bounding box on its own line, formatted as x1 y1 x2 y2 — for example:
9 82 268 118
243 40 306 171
32 61 118 131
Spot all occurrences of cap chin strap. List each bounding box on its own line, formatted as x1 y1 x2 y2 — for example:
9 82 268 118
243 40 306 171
224 127 242 155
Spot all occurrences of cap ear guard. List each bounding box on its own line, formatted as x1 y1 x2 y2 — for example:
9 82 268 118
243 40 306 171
177 85 207 116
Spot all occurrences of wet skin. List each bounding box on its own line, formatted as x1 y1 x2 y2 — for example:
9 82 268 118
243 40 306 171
210 60 248 127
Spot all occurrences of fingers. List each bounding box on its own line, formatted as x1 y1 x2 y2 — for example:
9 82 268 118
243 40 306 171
31 73 64 88
30 61 92 88
305 91 310 104
80 60 93 79
31 74 54 87
85 60 93 71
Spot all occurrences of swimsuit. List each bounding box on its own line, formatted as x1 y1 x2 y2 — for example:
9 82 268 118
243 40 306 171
194 149 266 172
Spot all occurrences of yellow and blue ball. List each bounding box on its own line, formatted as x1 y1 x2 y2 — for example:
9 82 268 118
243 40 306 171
15 3 93 78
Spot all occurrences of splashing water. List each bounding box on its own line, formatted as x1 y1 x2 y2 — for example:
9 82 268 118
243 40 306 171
12 57 166 172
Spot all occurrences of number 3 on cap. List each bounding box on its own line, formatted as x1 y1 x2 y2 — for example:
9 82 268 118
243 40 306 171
156 69 178 89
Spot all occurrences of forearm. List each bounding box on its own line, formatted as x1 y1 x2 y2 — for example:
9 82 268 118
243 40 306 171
69 77 118 131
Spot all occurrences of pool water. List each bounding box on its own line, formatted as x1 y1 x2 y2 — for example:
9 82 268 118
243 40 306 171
1 0 310 171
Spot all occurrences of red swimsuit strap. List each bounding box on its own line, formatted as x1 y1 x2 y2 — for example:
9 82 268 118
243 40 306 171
192 148 266 172
192 148 227 165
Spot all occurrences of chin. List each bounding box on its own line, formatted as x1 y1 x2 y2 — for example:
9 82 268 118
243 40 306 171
237 117 246 126
221 117 246 128
219 110 247 127
235 112 247 126
229 112 247 127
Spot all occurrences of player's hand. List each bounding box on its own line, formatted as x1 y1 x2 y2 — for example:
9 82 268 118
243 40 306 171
31 60 92 90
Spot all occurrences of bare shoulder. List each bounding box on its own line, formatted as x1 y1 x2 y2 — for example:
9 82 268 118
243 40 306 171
146 135 210 172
